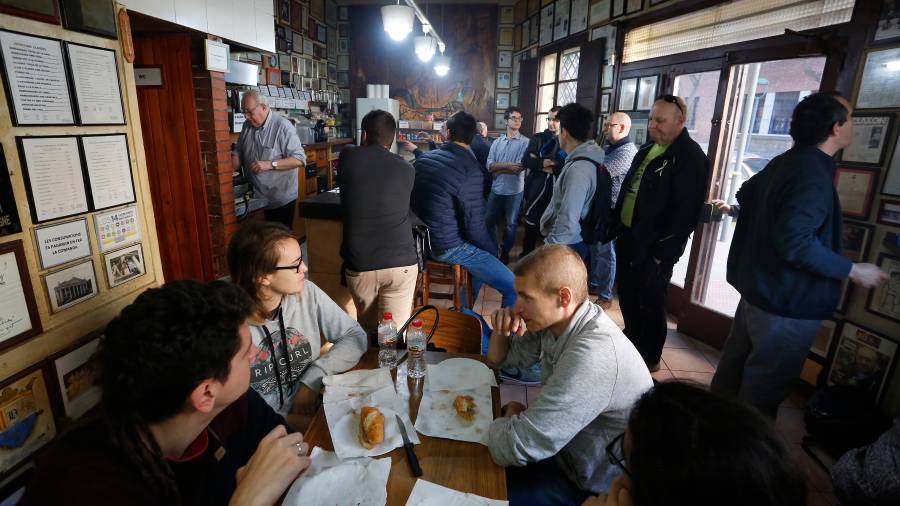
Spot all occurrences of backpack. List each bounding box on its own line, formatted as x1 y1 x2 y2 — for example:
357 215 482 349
568 156 612 246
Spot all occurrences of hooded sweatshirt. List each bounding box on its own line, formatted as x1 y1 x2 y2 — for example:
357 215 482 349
249 280 367 417
540 140 605 245
487 300 653 493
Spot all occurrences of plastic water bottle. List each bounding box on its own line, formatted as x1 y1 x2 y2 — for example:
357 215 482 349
377 312 398 368
406 319 427 379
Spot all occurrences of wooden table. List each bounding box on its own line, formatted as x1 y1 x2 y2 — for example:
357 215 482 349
303 349 507 505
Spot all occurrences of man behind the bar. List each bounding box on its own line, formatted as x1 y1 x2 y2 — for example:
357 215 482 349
339 109 418 340
485 106 531 264
232 90 306 228
608 95 709 371
711 92 888 417
486 245 652 505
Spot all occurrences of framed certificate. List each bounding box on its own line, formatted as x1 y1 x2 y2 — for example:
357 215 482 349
590 0 611 25
841 221 875 263
0 30 75 126
631 118 649 145
867 253 900 324
16 136 89 223
619 78 638 111
81 134 136 211
0 0 60 24
856 46 900 109
570 0 589 34
33 218 92 270
65 42 125 125
0 240 42 353
877 198 900 227
0 144 22 238
636 75 659 111
539 4 554 46
840 114 893 166
834 166 876 219
553 0 570 42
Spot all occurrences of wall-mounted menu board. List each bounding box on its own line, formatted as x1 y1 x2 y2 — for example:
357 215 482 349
0 30 75 126
64 42 125 125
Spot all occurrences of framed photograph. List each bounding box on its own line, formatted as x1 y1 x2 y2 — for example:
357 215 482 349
0 0 59 24
540 4 554 46
0 240 42 352
553 0 570 42
0 364 56 477
338 37 349 55
498 50 513 68
521 19 531 48
495 113 507 130
50 333 101 423
16 136 89 223
59 0 117 39
0 464 34 505
103 243 145 288
867 253 900 323
0 31 75 126
337 71 349 88
501 5 515 24
874 0 900 42
841 114 894 165
82 134 136 211
590 0 611 25
316 23 327 43
636 75 659 111
339 6 348 21
626 0 643 14
530 14 540 45
602 64 614 88
618 78 638 111
842 221 875 262
325 0 337 26
856 47 900 109
612 0 625 18
827 321 898 403
600 93 610 113
810 319 837 362
500 27 514 47
0 145 22 238
631 118 649 145
93 205 141 252
882 136 900 196
835 167 876 219
877 198 900 226
497 71 511 89
33 218 91 271
570 0 589 34
278 0 291 25
43 259 97 313
496 92 510 109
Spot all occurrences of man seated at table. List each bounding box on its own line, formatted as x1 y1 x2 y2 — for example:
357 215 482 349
22 280 311 505
486 244 653 505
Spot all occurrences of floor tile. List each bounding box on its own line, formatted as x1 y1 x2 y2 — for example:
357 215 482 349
701 349 722 368
499 383 527 407
661 348 715 373
663 330 692 349
651 368 675 382
684 335 718 353
670 370 714 387
525 386 542 407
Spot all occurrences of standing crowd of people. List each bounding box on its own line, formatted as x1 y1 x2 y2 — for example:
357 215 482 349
20 90 895 506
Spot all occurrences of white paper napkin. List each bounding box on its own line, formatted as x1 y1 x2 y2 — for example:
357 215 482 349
425 358 498 392
405 479 508 506
283 447 391 506
414 387 492 445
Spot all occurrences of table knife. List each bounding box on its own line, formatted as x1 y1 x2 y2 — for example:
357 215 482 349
394 414 422 477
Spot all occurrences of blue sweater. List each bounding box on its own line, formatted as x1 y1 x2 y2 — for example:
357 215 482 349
411 142 497 255
727 144 852 319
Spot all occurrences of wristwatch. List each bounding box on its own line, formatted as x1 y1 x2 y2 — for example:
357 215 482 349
271 160 279 169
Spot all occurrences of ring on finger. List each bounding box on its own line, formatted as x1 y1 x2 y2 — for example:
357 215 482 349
295 442 304 456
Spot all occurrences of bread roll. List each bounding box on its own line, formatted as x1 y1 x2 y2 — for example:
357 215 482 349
454 395 476 422
358 405 385 449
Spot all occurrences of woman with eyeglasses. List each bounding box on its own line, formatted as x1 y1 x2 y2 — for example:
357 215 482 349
228 222 367 431
583 381 806 506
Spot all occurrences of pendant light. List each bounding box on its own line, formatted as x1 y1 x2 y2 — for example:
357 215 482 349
414 33 436 62
381 1 415 41
433 6 450 76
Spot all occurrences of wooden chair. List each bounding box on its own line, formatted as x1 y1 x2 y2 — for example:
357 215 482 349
412 306 483 355
415 260 475 309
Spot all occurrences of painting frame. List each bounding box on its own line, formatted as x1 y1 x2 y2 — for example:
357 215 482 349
877 198 900 227
826 321 898 404
635 74 659 111
42 259 98 313
59 0 118 39
834 166 877 219
841 221 875 263
0 363 56 479
48 330 102 426
0 0 59 24
866 253 900 324
618 77 637 111
0 240 43 353
103 243 146 289
840 114 894 166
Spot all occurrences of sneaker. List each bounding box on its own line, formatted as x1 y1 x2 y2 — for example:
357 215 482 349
500 365 542 385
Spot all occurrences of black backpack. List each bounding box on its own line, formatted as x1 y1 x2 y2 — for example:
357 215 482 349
567 156 612 246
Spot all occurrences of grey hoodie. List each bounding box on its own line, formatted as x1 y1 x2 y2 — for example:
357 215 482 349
487 300 653 493
540 140 605 245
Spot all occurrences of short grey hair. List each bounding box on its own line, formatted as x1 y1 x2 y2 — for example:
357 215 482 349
242 90 268 107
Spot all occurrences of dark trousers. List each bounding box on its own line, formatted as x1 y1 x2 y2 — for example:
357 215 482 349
521 223 542 257
263 200 297 229
507 458 591 506
616 230 673 366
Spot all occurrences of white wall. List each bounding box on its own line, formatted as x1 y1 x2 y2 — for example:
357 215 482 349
120 0 275 52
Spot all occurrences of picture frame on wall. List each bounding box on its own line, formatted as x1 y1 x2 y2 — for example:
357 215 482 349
834 166 876 219
553 0 570 42
279 0 291 25
570 0 589 34
291 1 302 31
49 332 102 424
874 0 900 42
0 465 34 505
827 321 898 403
539 4 554 46
877 198 900 226
612 0 625 18
0 0 60 25
590 0 611 25
0 144 23 238
81 134 136 211
498 50 513 68
635 75 659 111
93 205 141 253
497 71 511 89
882 137 900 196
626 0 643 15
500 5 514 24
310 0 324 19
495 113 507 130
521 19 531 48
530 14 540 45
317 23 327 43
33 218 92 271
841 221 875 263
59 0 118 39
855 47 900 109
600 93 610 113
337 71 349 88
840 114 894 166
0 240 43 353
602 64 614 88
500 27 514 47
618 78 638 111
65 42 125 124
809 320 837 363
103 243 146 289
16 135 89 223
0 364 56 477
496 92 510 109
325 0 337 27
339 6 348 21
43 260 98 313
867 253 900 324
0 31 75 126
631 118 649 146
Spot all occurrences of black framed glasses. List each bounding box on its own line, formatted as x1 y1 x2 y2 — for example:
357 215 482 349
657 94 685 117
507 115 523 121
605 432 631 477
274 260 303 273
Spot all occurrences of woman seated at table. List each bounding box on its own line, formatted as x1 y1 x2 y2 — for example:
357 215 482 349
585 381 806 506
228 222 368 431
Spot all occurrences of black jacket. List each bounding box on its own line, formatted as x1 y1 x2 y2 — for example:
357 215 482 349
471 134 493 197
521 129 564 226
338 144 418 272
609 128 709 264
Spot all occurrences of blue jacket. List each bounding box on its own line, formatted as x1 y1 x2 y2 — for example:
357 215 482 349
411 142 497 255
727 144 852 319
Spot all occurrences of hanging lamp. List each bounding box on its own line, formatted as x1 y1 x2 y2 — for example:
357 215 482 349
381 2 415 41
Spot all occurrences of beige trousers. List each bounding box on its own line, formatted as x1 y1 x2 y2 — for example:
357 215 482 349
345 264 418 344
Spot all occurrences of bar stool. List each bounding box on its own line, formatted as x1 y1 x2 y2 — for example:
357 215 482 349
415 260 475 310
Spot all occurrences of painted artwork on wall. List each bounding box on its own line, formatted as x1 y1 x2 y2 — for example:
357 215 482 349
0 365 56 477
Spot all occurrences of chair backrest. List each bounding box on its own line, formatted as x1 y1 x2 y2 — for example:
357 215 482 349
414 307 482 354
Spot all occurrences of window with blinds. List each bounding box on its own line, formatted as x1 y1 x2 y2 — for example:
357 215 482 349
623 0 855 63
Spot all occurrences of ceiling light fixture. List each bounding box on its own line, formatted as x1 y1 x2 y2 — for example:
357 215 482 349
414 34 436 62
381 2 415 41
434 43 450 77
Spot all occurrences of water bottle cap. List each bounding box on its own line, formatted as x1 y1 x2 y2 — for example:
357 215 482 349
383 312 393 321
411 319 423 328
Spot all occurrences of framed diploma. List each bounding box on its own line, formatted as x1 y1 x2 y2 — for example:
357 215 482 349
570 0 589 34
16 136 89 223
0 240 42 353
0 145 22 238
33 217 92 270
49 332 102 424
553 0 570 42
42 260 98 313
882 137 900 197
840 114 893 166
856 47 900 109
0 364 56 477
0 0 60 24
539 4 554 46
103 243 146 288
590 0 611 25
835 166 876 219
867 253 900 324
626 0 643 14
64 42 125 125
0 30 75 126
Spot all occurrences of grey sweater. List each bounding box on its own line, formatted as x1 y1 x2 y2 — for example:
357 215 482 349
540 140 604 245
249 281 368 417
487 300 653 493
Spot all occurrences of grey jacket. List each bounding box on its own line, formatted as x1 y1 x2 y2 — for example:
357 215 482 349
487 301 653 493
540 141 604 245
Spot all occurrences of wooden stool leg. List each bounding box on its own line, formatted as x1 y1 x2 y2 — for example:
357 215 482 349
464 269 474 309
421 270 430 306
452 264 462 309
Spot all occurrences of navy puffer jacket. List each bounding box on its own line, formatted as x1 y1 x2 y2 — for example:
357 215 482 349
411 142 497 256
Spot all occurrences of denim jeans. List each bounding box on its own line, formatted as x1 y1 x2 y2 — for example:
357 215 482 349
485 191 524 257
506 458 592 506
432 241 517 308
589 240 616 300
710 298 820 418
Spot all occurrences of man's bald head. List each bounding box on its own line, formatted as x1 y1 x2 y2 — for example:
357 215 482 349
605 112 632 143
513 244 588 305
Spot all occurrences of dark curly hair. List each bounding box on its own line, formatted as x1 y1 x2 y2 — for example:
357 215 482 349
626 382 806 506
99 280 254 503
789 91 848 146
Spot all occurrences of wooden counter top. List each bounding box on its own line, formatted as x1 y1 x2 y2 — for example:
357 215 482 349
303 138 354 150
